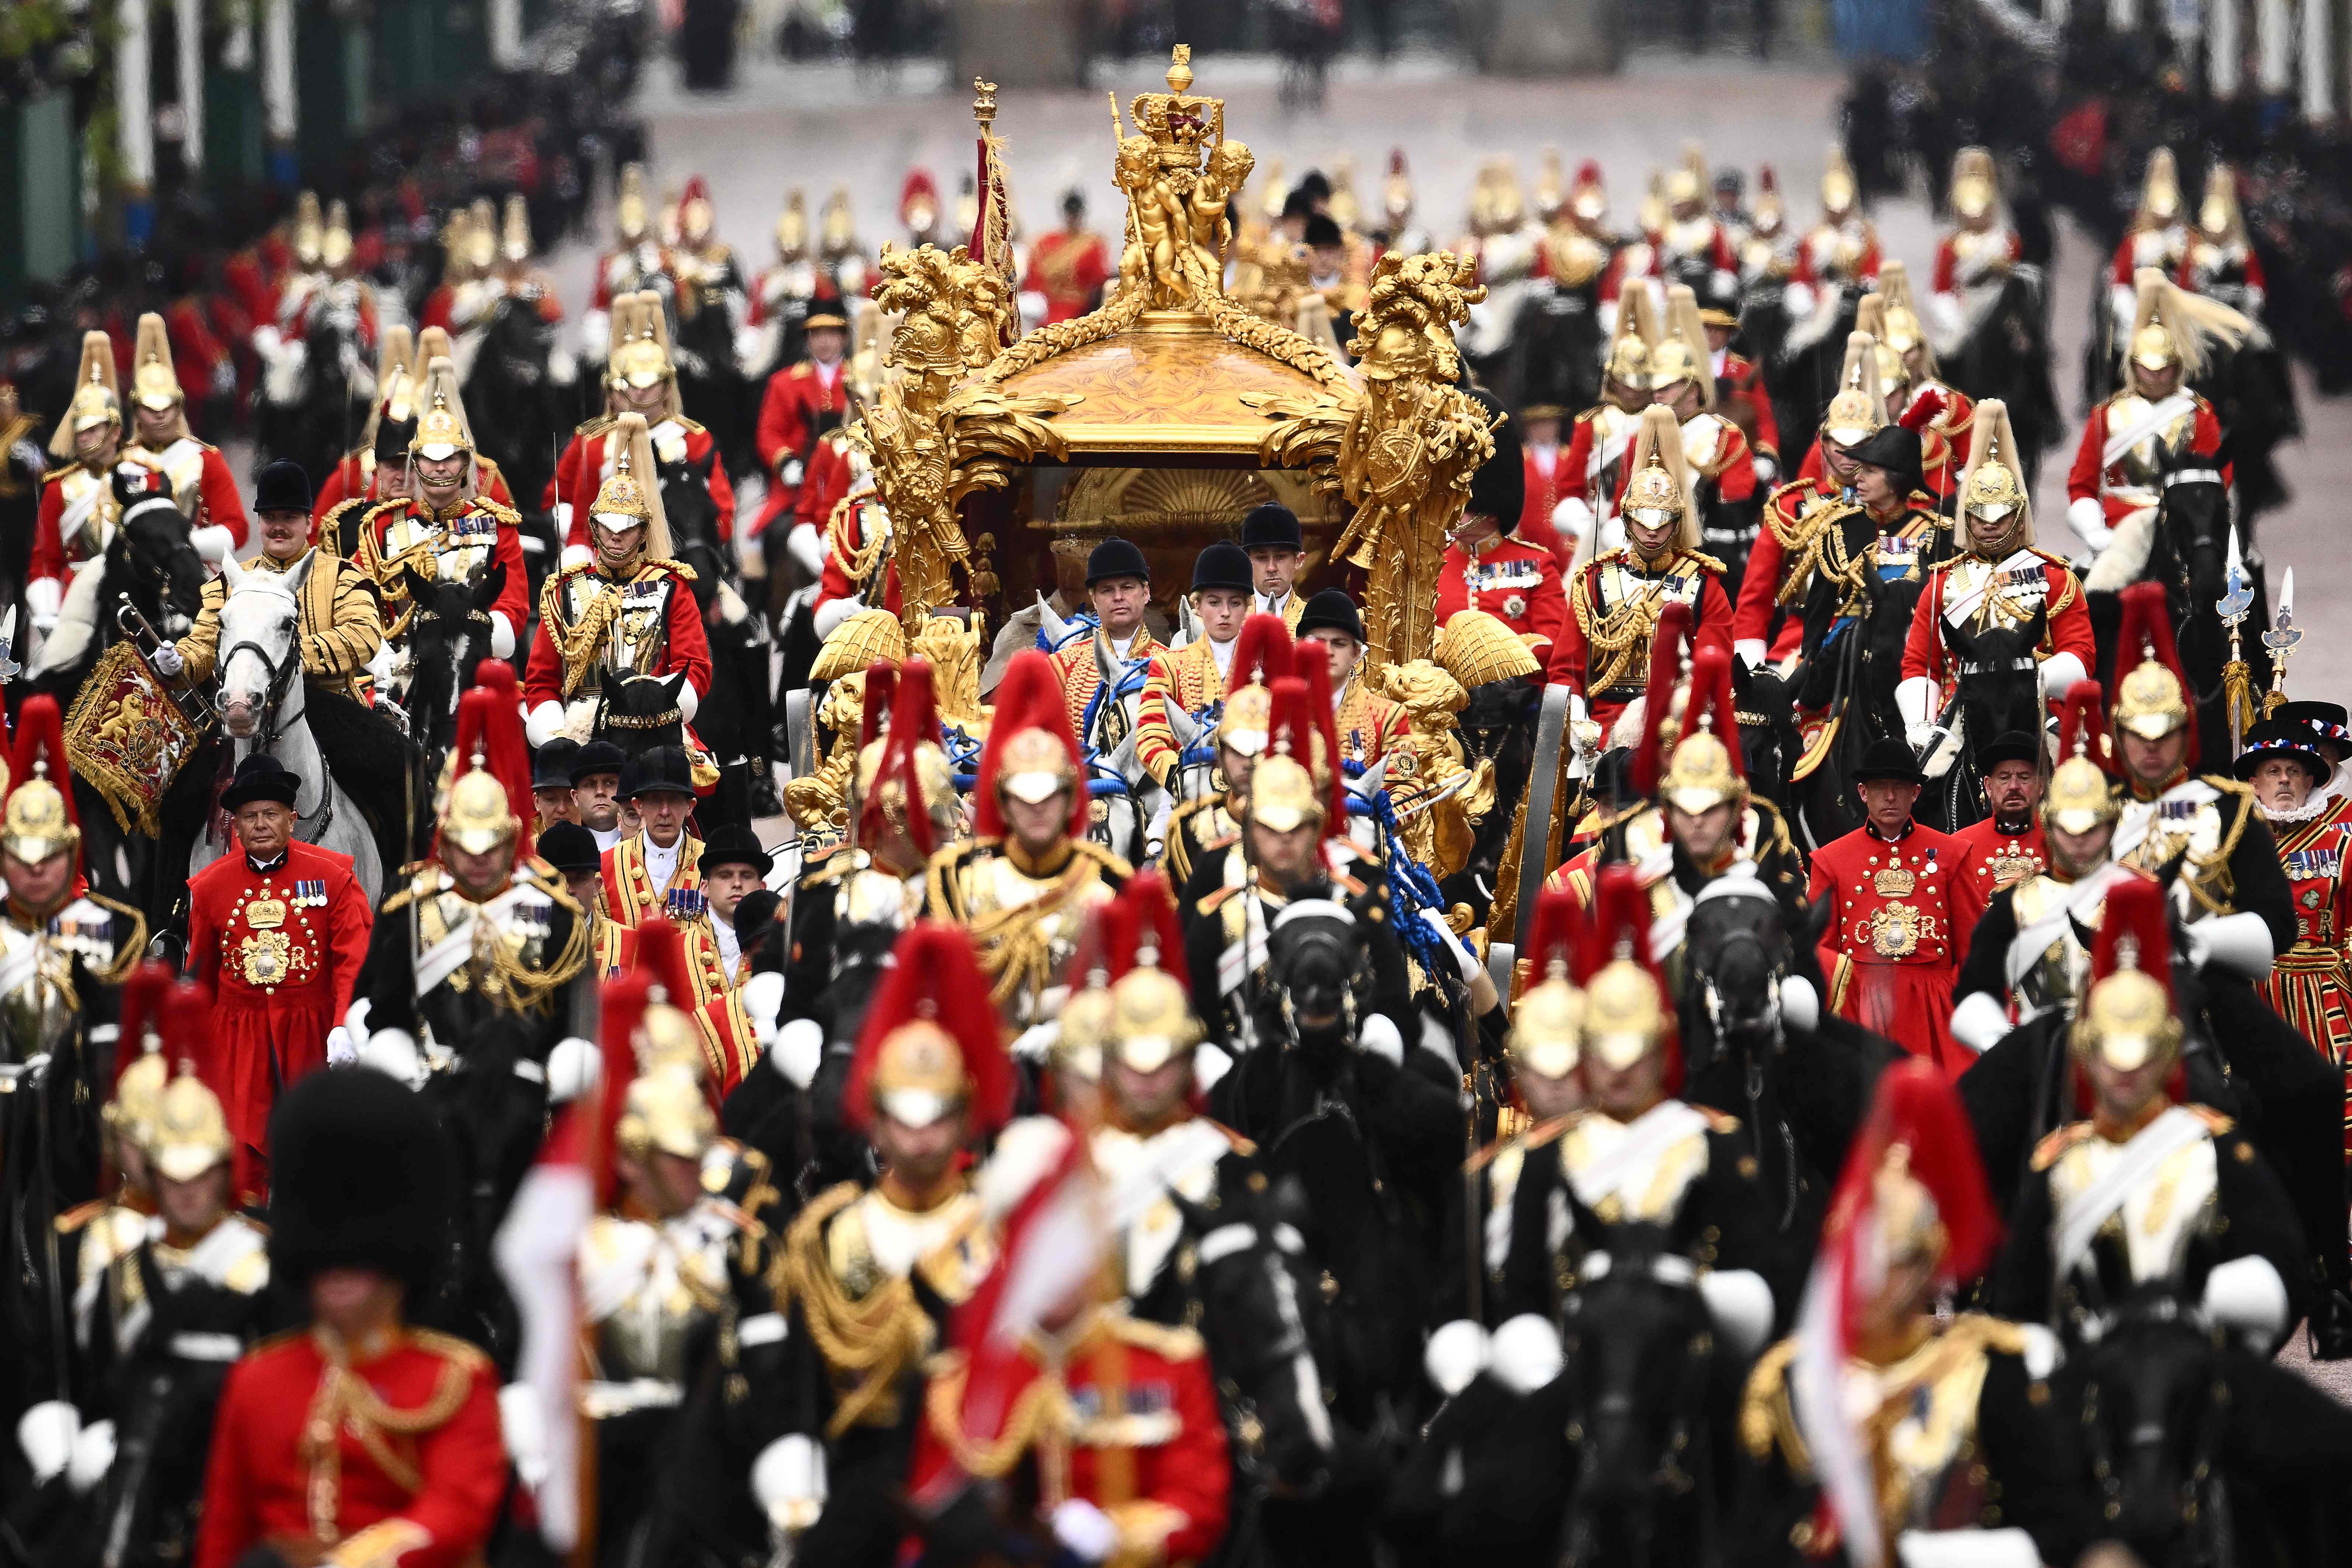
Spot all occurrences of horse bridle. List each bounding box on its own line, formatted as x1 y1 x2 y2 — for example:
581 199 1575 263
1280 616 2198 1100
1559 1251 1721 1560
216 629 335 841
2078 1299 2230 1549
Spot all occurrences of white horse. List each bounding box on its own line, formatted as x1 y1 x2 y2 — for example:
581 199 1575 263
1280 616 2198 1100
189 556 384 903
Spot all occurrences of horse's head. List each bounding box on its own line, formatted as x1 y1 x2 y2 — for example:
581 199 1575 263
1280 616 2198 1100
1941 599 2049 742
1263 901 1370 1061
595 671 690 755
213 556 310 741
1558 1238 1718 1543
400 562 507 741
118 499 208 634
1680 877 1798 1075
1185 1204 1335 1492
2078 1307 2230 1563
1458 674 1541 763
2155 437 2232 606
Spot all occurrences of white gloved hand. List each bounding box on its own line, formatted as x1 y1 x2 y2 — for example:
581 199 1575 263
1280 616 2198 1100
2038 653 2087 702
66 1419 114 1494
191 525 236 566
1418 907 1482 985
2066 496 2112 553
488 612 516 661
326 1026 358 1066
17 1401 79 1484
1010 1020 1061 1062
1358 1014 1405 1065
545 1036 601 1104
751 1433 828 1532
525 700 566 749
786 521 826 578
498 1384 549 1488
778 458 804 490
1051 1498 1121 1564
358 1028 425 1088
149 643 186 676
1905 722 1938 756
1193 1043 1234 1092
1752 453 1777 486
26 575 61 629
1733 639 1767 672
768 1017 823 1090
811 595 864 641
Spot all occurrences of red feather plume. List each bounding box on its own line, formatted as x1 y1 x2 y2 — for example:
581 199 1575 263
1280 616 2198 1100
859 658 943 859
2055 679 2116 775
845 922 1013 1136
1287 644 1347 825
1826 1058 2000 1287
1227 613 1294 694
859 660 898 753
973 650 1086 841
1523 886 1583 984
1113 868 1188 989
1631 600 1697 797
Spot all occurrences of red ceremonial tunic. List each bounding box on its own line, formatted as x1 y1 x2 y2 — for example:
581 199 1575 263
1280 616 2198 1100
1898 549 2094 709
1548 549 1733 735
552 418 735 549
2111 225 2188 287
1789 220 1882 287
1051 631 1181 787
816 494 901 615
1807 821 1982 1078
2257 801 2352 1148
1558 403 1649 521
33 441 249 586
312 453 516 539
1933 227 2022 296
2065 389 2229 531
1716 349 1781 466
366 498 531 638
754 360 847 483
1946 816 2049 912
1022 229 1114 323
904 1314 1230 1566
1732 477 1845 665
796 433 855 538
194 1327 505 1568
522 559 714 715
186 840 375 1197
1437 534 1566 653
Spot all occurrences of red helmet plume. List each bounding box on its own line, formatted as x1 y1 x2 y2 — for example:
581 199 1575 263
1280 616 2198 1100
972 650 1085 841
1630 600 1697 797
113 961 174 1099
1824 1058 2000 1289
2090 872 2173 1009
592 972 650 1206
1287 643 1346 817
846 922 1013 1136
1228 613 1294 693
900 169 940 224
162 978 213 1073
2114 580 2196 770
1678 644 1745 783
1575 159 1604 188
859 658 944 859
859 660 898 752
1111 867 1188 989
1523 885 1584 983
635 915 698 1013
2054 679 2116 775
9 691 79 844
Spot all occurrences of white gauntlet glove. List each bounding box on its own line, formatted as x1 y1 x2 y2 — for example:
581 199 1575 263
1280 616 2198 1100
149 643 186 676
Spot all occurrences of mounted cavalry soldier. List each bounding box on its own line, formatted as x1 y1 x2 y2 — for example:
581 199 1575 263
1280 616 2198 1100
751 293 849 541
1895 399 2092 756
1928 145 2024 342
523 413 714 753
1548 404 1733 740
585 164 671 361
1164 613 1290 892
1784 144 1881 310
1641 285 1760 585
2181 163 2266 316
2108 149 2191 330
2065 270 2245 582
2102 581 2352 1353
928 649 1128 1028
356 357 530 663
1733 330 1887 672
1862 267 1973 508
1554 287 1661 559
310 326 416 547
552 291 737 567
1741 1062 2102 1568
744 923 1006 1568
30 334 131 640
346 682 591 1067
116 313 248 567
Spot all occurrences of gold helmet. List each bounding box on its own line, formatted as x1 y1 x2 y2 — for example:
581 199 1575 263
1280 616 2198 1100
1581 867 1671 1071
2196 163 2245 243
1383 148 1414 223
2046 682 2118 837
776 189 808 257
441 766 516 856
820 186 858 255
1950 146 1998 222
2112 581 2192 749
293 191 325 267
811 606 909 684
441 206 476 272
2136 147 2182 227
408 356 475 464
1327 154 1361 232
466 197 498 271
1472 158 1526 236
2 695 78 868
1821 330 1887 448
322 199 354 271
1875 259 1931 364
1510 974 1584 1081
441 671 529 858
1057 984 1114 1084
855 924 1012 1134
1636 170 1667 237
1534 146 1566 222
111 1053 169 1149
609 292 683 417
1604 284 1660 393
106 969 173 1150
616 163 650 243
1621 405 1698 553
1434 609 1541 689
1658 645 1745 816
502 194 533 264
634 919 714 1079
2070 876 2181 1074
131 312 184 414
150 1069 235 1183
1820 143 1857 214
1222 681 1274 758
618 1063 717 1161
1956 397 2031 549
590 412 675 561
51 331 122 459
2126 267 2248 379
1645 285 1715 408
1108 964 1201 1074
1664 142 1706 208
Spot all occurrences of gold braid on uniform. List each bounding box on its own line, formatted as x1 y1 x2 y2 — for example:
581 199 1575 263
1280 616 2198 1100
827 494 885 585
540 573 627 700
775 1184 938 1439
300 1330 482 1540
1572 553 1726 694
1767 487 1855 610
921 1349 1075 1481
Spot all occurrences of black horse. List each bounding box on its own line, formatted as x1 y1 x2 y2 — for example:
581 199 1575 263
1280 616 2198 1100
462 296 573 532
1679 884 1902 1245
396 563 507 851
1763 281 1864 461
1918 604 2049 834
1940 267 2064 484
660 444 778 820
1733 661 1805 821
255 305 372 493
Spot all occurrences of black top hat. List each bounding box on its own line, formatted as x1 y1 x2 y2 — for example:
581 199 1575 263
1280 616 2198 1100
700 824 774 877
266 1066 452 1297
1463 387 1524 531
1085 537 1150 586
1973 731 2040 770
253 459 313 516
535 819 602 875
1844 425 1924 495
1297 588 1365 644
734 887 783 943
2233 720 2332 785
620 745 696 800
1192 540 1253 594
2273 701 2350 747
570 739 628 785
532 737 582 791
1302 213 1344 249
1852 737 1927 785
1239 503 1304 553
374 416 417 467
220 753 301 813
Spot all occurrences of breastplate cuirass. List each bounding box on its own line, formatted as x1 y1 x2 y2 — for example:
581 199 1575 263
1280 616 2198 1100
2107 394 2197 487
562 572 672 689
2006 876 2088 1018
59 468 115 559
416 884 559 998
0 920 79 1062
386 509 498 587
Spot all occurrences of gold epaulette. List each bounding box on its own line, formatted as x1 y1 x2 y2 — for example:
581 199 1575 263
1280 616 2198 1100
1196 883 1242 917
360 497 408 528
672 415 707 435
53 1198 111 1234
409 1327 493 1375
40 465 73 488
2032 1121 2096 1171
1764 477 1821 516
84 894 149 983
1069 839 1134 880
575 415 615 439
1739 1337 1802 1463
646 557 699 583
1682 549 1729 575
2186 1104 2236 1135
1108 1313 1206 1361
471 496 522 528
1573 405 1605 426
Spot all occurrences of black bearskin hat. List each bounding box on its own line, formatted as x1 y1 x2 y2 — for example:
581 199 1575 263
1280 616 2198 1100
267 1066 452 1300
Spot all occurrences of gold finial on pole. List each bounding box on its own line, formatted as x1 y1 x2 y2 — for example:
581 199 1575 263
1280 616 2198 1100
972 78 998 139
1167 43 1193 94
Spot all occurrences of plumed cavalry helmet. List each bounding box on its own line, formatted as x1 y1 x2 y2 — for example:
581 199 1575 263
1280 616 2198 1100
1656 645 1746 817
1579 865 1676 1086
1104 870 1200 1075
1218 613 1295 759
1816 1062 2000 1316
616 163 650 242
1621 405 1698 553
591 413 675 562
619 921 718 1160
1512 888 1586 1081
2111 581 2194 762
1956 397 2031 551
292 191 325 267
149 982 233 1183
2197 163 2247 243
1249 676 1327 837
2126 266 2249 380
1819 142 1858 214
1821 330 1887 448
847 923 1012 1133
130 312 184 414
2136 147 2182 226
2046 681 2120 836
51 331 122 459
442 662 531 859
1874 260 1935 376
1644 285 1715 410
1604 284 1658 393
3 695 77 869
409 356 476 465
2071 875 2182 1076
776 189 808 257
855 658 957 863
1949 145 1998 221
107 963 175 1155
973 650 1086 841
